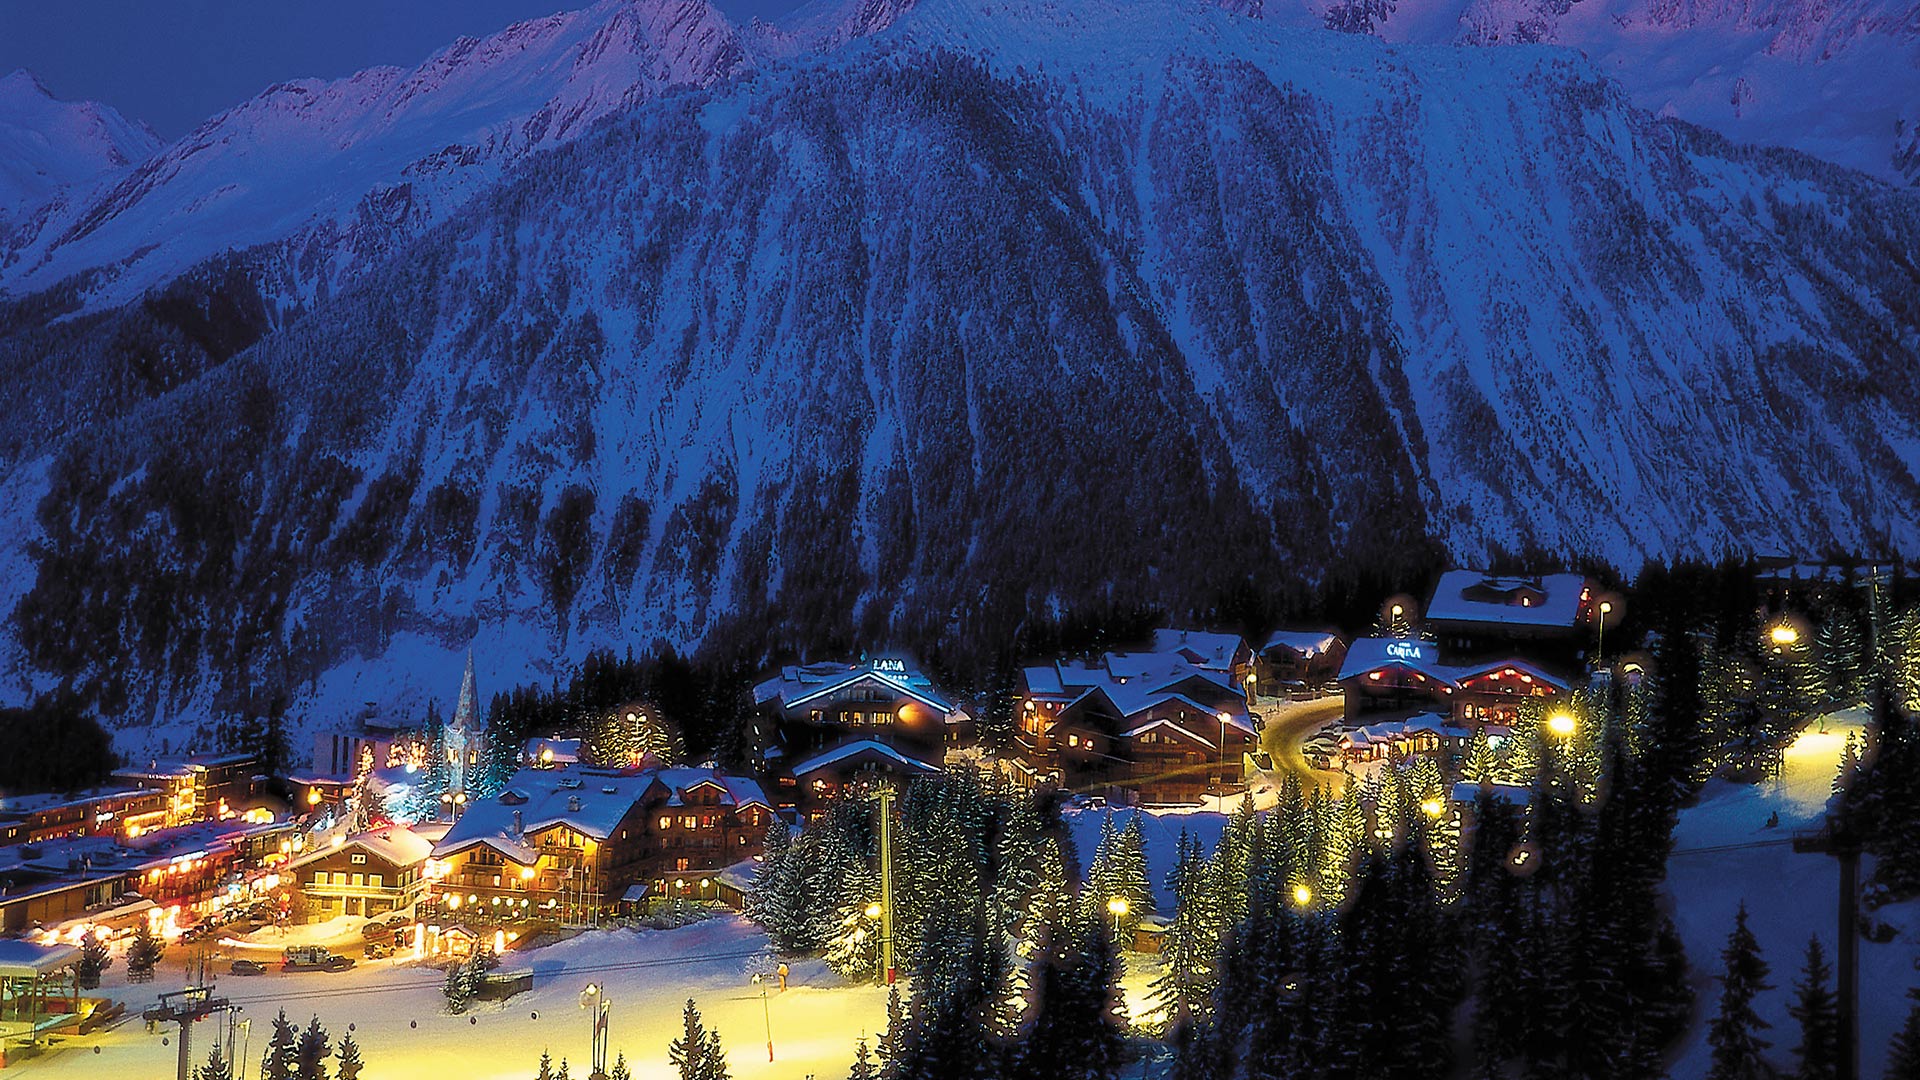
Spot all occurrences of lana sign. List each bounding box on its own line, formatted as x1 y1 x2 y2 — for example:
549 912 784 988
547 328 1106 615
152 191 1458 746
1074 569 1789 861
1384 641 1427 662
871 658 908 674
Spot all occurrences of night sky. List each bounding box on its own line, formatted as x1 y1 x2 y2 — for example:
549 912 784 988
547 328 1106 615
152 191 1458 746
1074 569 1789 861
0 0 806 139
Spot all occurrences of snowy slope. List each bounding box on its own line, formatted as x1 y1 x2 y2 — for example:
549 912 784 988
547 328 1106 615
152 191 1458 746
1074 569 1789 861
0 70 158 224
1230 0 1920 182
6 0 1917 747
0 0 746 308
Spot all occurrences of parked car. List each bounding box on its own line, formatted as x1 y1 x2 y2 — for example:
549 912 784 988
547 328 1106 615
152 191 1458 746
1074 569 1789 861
230 959 267 976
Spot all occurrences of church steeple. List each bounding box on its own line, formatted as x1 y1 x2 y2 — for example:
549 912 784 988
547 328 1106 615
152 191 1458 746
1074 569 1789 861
445 647 485 804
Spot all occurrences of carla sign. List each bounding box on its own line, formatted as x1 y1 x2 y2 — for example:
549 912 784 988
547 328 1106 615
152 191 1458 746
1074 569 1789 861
1384 641 1427 662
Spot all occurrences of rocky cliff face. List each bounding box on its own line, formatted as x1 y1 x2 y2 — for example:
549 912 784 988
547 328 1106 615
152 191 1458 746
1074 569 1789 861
1 0 1917 736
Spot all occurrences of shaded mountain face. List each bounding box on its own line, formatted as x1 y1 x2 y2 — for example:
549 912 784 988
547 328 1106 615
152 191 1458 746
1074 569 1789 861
3 0 1920 736
0 70 159 224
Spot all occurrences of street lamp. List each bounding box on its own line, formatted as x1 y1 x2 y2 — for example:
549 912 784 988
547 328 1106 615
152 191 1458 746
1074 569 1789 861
1596 600 1613 659
1545 711 1577 739
750 973 774 1061
1419 797 1443 818
579 984 609 1080
1770 623 1800 655
1106 896 1129 942
1290 884 1313 909
1216 711 1231 795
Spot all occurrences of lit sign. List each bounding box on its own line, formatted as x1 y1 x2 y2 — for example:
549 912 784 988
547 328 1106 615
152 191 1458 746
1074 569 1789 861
871 658 907 674
1385 641 1427 662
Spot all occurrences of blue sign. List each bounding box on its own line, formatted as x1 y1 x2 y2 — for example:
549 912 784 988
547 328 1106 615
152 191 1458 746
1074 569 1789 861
1385 641 1426 662
872 658 907 674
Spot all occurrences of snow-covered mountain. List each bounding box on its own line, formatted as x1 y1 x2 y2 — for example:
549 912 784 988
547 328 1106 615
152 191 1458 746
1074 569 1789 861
1248 0 1920 182
0 70 158 225
1 0 1918 744
0 0 745 310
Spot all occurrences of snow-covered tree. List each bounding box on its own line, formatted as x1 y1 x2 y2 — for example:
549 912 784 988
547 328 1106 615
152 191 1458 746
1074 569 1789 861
1888 990 1920 1080
1706 903 1774 1080
609 1053 631 1080
669 999 731 1080
1816 608 1867 707
333 1033 363 1080
848 1037 877 1080
127 920 163 982
260 1011 299 1080
196 1045 234 1080
294 1014 331 1080
1788 935 1839 1080
1152 830 1219 1039
444 958 476 1014
76 932 107 989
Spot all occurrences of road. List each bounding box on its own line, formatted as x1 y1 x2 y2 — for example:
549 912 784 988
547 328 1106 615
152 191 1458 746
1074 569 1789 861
1252 694 1345 793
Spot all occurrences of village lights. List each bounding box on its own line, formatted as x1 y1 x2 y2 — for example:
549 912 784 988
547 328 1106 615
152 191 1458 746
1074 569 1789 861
1770 623 1800 648
1420 797 1444 818
1106 896 1129 918
520 867 536 881
1291 884 1313 908
1546 711 1577 738
307 789 321 806
865 902 882 920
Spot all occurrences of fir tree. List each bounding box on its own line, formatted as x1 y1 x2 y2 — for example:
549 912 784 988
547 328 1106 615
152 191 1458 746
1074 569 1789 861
1887 989 1920 1080
610 1053 632 1080
1111 812 1154 927
876 985 906 1076
1789 936 1840 1080
1014 906 1125 1080
849 1037 878 1080
669 999 731 1080
1152 830 1219 1040
196 1045 234 1080
76 932 108 989
261 1010 300 1080
127 919 163 981
445 957 476 1013
333 1033 363 1080
295 1015 331 1080
1707 903 1774 1080
535 1050 554 1080
556 1059 571 1080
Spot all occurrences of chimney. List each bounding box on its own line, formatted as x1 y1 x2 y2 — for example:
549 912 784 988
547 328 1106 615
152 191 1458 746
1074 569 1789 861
511 810 523 836
566 796 582 813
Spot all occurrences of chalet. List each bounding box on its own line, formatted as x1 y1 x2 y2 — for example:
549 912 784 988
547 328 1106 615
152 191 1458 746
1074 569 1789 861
287 824 444 922
1253 630 1348 690
1423 571 1599 669
1018 642 1256 805
426 765 773 920
751 659 965 809
1337 638 1569 728
1146 629 1252 676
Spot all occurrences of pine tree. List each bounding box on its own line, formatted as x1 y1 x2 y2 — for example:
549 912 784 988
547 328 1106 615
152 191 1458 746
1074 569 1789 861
876 985 906 1076
1887 989 1920 1080
261 1010 299 1080
196 1045 235 1080
669 999 731 1080
535 1050 555 1080
333 1033 363 1080
1707 903 1775 1080
610 1053 632 1080
1152 830 1219 1040
295 1014 331 1080
1817 609 1867 707
1789 936 1840 1080
849 1037 878 1080
76 932 108 989
1015 906 1125 1080
556 1059 572 1080
1111 813 1154 927
127 919 163 981
445 957 475 1013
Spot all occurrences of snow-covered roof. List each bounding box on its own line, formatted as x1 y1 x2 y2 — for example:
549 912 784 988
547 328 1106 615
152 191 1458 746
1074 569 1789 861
789 739 942 778
432 767 657 860
753 659 956 715
1024 646 1252 735
1449 659 1571 691
286 825 436 872
1259 630 1342 657
432 765 766 862
0 939 80 977
1147 628 1246 671
1337 638 1454 683
1424 571 1588 630
647 768 771 810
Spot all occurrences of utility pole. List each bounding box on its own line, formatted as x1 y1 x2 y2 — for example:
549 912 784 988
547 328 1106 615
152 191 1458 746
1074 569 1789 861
877 786 896 986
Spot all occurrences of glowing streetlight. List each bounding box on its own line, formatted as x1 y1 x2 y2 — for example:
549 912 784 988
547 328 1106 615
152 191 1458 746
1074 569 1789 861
1419 797 1444 818
1106 896 1129 918
1545 711 1577 739
864 902 882 920
1290 884 1313 908
1770 624 1800 648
